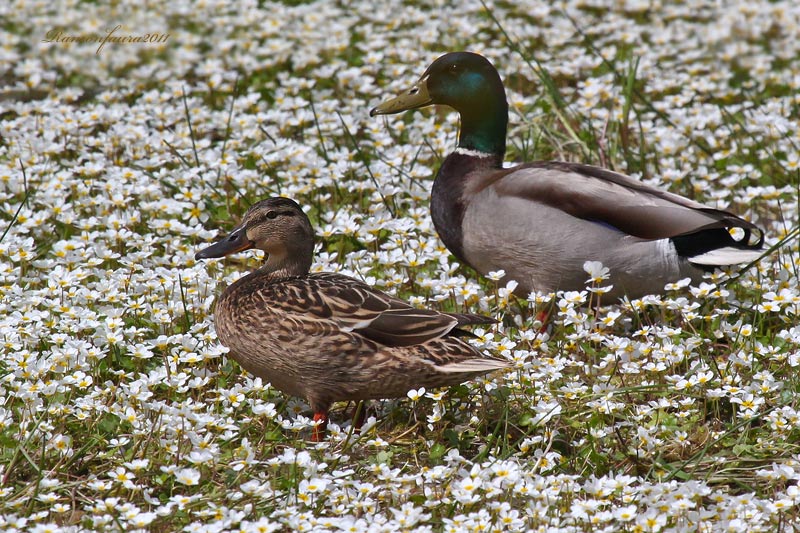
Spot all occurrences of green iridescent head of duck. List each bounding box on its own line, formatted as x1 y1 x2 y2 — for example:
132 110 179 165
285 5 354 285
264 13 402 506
195 197 314 277
371 51 508 156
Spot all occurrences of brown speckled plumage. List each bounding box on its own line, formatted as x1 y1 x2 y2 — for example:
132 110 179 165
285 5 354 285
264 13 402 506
196 197 507 440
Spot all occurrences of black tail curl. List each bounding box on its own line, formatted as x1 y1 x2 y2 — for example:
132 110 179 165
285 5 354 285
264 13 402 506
672 225 764 260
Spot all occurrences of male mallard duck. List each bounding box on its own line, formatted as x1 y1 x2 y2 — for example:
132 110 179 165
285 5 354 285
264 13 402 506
370 52 765 300
195 197 507 441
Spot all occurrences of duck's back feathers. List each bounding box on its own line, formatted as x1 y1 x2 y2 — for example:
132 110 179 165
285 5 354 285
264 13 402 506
488 161 763 244
231 271 495 348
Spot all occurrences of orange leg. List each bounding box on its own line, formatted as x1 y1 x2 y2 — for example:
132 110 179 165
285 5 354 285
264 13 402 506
534 309 550 333
311 412 328 442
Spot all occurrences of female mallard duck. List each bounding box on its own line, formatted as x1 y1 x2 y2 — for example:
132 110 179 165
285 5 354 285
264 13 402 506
370 52 765 300
195 197 507 441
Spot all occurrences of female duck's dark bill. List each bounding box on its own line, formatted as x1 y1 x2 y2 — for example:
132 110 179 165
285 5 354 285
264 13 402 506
195 227 254 260
370 76 432 116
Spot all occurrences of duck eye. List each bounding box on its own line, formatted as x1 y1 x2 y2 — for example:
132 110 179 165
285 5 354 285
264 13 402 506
266 211 278 219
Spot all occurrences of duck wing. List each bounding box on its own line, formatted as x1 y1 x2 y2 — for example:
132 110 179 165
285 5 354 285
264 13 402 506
272 273 495 347
485 161 763 244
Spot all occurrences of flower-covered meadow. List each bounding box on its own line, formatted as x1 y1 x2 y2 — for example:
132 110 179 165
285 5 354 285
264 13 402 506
2 0 800 531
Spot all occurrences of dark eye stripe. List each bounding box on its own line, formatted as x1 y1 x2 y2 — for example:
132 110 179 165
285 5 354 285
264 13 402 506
251 210 294 226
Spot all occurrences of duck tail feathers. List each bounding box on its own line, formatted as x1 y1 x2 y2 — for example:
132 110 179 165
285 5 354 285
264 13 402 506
688 247 764 266
436 358 509 373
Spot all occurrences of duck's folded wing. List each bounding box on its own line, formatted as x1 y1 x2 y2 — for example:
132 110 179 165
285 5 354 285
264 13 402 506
273 273 486 346
491 161 763 243
445 312 498 328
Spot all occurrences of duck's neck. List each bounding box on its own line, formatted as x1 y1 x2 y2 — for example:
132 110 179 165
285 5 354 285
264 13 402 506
431 149 502 264
258 249 312 282
457 98 508 161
